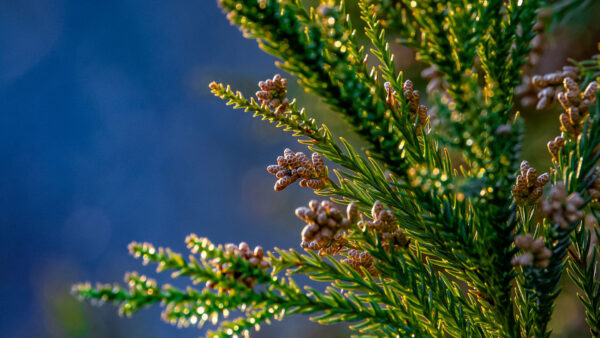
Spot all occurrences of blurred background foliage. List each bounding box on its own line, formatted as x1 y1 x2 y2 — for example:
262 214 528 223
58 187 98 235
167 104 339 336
1 0 599 337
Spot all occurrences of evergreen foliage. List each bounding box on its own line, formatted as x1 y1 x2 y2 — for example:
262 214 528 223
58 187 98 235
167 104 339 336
74 0 600 336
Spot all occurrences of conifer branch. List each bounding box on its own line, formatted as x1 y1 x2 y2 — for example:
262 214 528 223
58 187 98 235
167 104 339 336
74 237 430 337
75 1 600 336
516 89 600 336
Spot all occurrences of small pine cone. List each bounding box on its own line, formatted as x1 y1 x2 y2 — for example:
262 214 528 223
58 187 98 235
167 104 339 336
409 90 421 112
239 242 250 253
515 234 534 250
318 227 333 241
557 91 570 110
343 258 363 272
274 100 289 116
529 238 545 253
283 148 294 158
564 77 579 93
565 90 581 107
391 229 410 248
296 167 311 179
276 170 289 178
316 212 328 225
346 202 359 224
248 256 260 266
328 207 343 221
547 136 565 159
297 152 312 168
343 250 377 276
526 167 538 187
528 187 543 202
562 66 580 76
378 209 396 224
580 99 592 114
305 178 324 190
514 175 528 194
544 72 564 85
267 165 285 174
568 107 581 124
512 253 534 266
359 251 374 265
277 155 289 167
254 246 264 259
311 153 326 176
320 200 333 210
583 81 598 102
225 243 237 253
296 206 317 223
537 173 550 187
520 161 531 175
560 113 575 134
275 175 295 191
567 193 585 210
298 179 308 187
532 75 547 87
371 201 384 220
543 182 583 229
417 105 428 127
403 80 413 92
301 224 319 242
538 87 554 99
347 249 362 261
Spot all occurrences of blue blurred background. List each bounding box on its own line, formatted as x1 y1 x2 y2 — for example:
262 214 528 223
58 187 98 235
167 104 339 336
1 0 600 337
0 1 329 336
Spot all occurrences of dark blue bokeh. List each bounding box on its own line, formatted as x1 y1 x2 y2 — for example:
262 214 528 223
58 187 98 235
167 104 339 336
1 1 320 336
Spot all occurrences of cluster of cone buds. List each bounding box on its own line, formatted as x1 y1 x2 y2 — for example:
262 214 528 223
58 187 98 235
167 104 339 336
541 182 585 229
206 242 270 290
588 167 600 201
359 201 409 250
511 161 549 204
383 80 428 130
256 74 289 116
342 249 378 276
267 149 328 191
557 78 598 136
402 80 428 130
511 234 552 268
547 135 566 161
531 66 581 110
295 200 359 253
